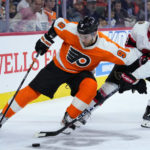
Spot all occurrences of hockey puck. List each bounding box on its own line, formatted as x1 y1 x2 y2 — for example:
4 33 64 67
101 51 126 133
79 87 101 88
32 143 40 147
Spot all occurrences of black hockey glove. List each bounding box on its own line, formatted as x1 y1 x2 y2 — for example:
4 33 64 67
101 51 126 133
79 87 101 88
132 79 147 94
35 39 49 55
35 22 57 56
119 72 147 94
119 72 136 93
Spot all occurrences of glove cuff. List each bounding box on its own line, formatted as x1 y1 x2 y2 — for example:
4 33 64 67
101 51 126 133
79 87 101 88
121 73 136 84
40 35 53 48
44 33 55 44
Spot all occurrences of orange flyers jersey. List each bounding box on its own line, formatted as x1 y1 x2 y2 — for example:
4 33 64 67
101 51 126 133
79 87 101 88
53 18 142 74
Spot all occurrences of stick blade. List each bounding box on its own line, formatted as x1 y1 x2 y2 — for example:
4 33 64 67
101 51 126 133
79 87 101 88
36 131 60 138
35 132 47 138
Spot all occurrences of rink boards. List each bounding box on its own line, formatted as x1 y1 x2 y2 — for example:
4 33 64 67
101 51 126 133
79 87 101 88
0 28 131 109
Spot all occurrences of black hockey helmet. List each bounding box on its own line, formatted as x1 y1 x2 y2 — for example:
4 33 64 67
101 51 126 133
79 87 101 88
77 16 98 34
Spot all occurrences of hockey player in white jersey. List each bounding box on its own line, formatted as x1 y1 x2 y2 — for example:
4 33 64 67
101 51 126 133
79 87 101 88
129 22 150 128
83 21 150 128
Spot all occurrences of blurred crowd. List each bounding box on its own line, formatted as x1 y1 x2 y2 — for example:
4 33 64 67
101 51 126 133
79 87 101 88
67 0 147 28
0 0 57 32
0 0 149 32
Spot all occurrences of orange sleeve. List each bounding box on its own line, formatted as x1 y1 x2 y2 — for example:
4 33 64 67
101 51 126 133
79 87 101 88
53 18 78 43
97 48 125 65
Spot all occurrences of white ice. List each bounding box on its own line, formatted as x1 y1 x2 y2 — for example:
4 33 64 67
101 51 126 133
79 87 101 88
1 83 150 150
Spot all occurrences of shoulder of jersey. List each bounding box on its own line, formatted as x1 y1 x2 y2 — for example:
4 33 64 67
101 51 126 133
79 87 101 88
134 21 149 28
133 21 149 32
97 31 111 43
54 17 78 34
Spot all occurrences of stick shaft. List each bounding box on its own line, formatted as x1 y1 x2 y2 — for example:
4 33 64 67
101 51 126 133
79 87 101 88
0 53 39 124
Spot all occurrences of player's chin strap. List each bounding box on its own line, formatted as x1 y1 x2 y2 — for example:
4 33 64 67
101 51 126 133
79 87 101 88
36 88 119 138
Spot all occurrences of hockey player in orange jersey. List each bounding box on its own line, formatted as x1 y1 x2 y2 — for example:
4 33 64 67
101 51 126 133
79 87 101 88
0 16 146 129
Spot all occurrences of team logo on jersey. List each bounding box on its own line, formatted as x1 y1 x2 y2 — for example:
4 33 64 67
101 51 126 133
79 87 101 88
67 47 91 67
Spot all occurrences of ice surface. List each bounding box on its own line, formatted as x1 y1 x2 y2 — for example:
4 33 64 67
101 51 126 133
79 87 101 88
1 84 150 150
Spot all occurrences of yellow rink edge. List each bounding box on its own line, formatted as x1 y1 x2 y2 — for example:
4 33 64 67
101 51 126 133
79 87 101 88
0 76 107 110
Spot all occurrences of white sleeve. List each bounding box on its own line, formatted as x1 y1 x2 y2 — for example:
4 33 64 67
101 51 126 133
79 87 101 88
124 48 142 65
132 22 150 51
136 34 150 51
132 60 150 79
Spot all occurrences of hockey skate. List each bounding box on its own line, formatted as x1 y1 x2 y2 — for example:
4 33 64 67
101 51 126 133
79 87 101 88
141 106 150 128
0 112 8 128
61 110 91 134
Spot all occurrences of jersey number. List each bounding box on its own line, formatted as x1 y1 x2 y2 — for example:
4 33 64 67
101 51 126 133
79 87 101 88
117 50 126 58
58 22 66 29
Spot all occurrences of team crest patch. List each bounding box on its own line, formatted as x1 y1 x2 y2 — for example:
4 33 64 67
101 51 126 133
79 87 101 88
67 47 91 67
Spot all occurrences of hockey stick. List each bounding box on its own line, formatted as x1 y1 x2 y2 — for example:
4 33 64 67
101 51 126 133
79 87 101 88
36 88 118 137
0 52 40 127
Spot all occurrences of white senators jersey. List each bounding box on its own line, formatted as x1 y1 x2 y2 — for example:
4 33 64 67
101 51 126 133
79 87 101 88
125 21 150 53
124 21 150 79
52 18 142 74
